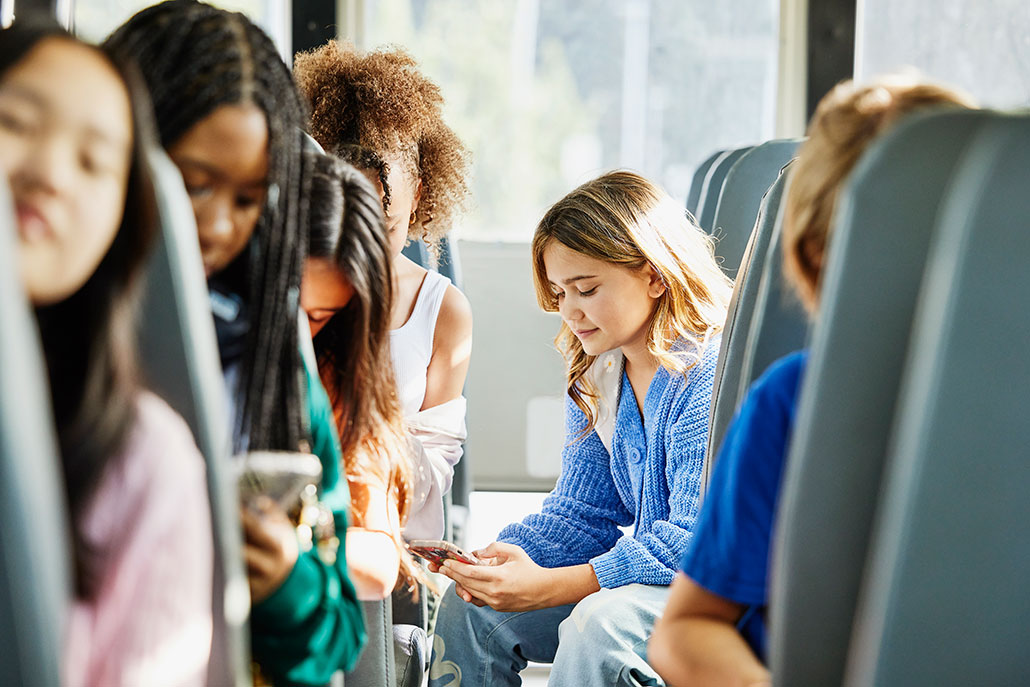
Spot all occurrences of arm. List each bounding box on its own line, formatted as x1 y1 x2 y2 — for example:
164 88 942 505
404 284 472 538
437 542 601 612
344 480 401 600
649 574 770 687
421 283 472 410
497 393 631 568
249 351 366 684
655 352 806 681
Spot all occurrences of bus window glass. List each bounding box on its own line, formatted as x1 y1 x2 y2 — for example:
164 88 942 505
857 0 1030 108
362 0 779 240
73 0 289 59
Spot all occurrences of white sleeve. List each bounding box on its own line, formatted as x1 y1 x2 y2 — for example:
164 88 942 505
401 396 467 540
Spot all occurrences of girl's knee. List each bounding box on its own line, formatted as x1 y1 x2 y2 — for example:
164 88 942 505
557 586 660 650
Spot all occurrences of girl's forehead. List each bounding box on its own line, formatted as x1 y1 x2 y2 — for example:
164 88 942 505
542 241 611 276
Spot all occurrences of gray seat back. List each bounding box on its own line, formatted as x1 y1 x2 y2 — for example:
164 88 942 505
710 139 802 276
344 599 396 686
706 167 797 485
695 146 752 234
844 115 1030 687
735 216 809 404
0 182 70 687
138 149 249 686
686 149 725 217
769 108 991 686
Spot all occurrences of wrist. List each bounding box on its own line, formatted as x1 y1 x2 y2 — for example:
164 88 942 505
549 564 601 607
539 566 560 607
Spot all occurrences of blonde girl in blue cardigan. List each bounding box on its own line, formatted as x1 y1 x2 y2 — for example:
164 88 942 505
428 170 732 686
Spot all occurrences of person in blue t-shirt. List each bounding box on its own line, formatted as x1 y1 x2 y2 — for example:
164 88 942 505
647 76 975 686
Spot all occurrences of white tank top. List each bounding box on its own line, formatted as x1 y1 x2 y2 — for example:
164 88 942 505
391 270 452 417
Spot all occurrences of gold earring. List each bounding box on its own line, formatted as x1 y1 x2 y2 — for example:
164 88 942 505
409 210 418 225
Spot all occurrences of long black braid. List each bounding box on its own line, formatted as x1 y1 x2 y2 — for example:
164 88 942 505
105 0 308 452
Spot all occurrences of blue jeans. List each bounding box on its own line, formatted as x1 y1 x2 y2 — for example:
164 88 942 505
428 583 670 686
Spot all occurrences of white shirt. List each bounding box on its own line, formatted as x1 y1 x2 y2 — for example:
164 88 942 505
390 270 467 539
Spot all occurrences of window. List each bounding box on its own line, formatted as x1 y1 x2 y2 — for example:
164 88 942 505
361 0 779 240
72 0 289 60
857 0 1030 108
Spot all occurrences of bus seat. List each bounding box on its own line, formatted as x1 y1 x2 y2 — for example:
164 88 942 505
735 202 809 409
710 139 801 277
460 240 567 492
0 181 70 687
768 108 992 686
845 115 1030 686
137 148 249 687
705 165 794 488
401 237 432 269
695 146 752 235
344 599 397 686
686 149 726 218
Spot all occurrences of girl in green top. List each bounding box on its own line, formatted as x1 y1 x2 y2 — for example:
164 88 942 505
105 1 365 683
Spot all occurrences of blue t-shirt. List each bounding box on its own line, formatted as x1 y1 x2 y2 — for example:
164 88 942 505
679 350 808 662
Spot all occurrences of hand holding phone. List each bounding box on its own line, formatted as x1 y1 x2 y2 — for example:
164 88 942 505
407 539 481 566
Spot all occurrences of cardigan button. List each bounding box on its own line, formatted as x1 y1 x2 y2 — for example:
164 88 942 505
628 447 643 463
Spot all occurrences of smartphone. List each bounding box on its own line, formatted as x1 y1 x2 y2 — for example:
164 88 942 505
407 539 481 566
234 451 322 513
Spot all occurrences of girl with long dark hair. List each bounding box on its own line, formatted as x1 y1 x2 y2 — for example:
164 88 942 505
104 2 364 683
300 151 424 600
0 17 213 685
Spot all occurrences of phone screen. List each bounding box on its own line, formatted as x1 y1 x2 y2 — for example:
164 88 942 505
408 541 480 566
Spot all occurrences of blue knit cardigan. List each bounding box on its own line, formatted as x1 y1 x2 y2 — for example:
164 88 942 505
499 335 720 588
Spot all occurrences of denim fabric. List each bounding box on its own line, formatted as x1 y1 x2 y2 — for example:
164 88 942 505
429 584 670 686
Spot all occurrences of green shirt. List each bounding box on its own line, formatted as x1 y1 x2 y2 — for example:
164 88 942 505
250 346 366 684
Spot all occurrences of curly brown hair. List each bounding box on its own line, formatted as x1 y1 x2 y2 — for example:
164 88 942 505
294 40 470 249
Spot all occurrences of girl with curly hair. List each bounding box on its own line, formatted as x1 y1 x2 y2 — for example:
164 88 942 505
294 42 473 541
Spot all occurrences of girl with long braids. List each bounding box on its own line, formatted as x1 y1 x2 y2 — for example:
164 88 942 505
294 43 473 541
0 17 213 684
104 2 364 683
300 150 424 600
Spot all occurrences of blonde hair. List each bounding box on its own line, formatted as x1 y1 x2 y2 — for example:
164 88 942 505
531 170 732 433
783 74 975 311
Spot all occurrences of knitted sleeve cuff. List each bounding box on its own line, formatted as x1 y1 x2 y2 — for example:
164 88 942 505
589 545 634 588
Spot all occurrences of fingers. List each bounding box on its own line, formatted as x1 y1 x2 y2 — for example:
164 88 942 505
241 504 294 552
478 541 519 558
475 542 523 566
254 496 291 524
442 558 493 582
453 582 487 607
243 543 272 579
